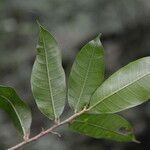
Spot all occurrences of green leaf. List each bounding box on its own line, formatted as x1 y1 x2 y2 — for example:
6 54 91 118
68 35 105 112
90 57 150 113
69 113 137 142
31 24 66 121
0 86 32 139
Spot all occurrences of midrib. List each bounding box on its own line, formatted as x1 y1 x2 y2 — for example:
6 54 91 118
75 49 94 112
42 36 56 119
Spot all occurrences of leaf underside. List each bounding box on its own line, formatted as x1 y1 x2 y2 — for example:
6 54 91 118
31 24 66 120
90 57 150 113
0 86 31 138
68 35 105 112
69 113 136 142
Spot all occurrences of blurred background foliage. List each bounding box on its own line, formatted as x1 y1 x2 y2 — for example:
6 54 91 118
0 0 150 150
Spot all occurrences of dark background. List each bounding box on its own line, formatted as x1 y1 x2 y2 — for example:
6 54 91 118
0 0 150 150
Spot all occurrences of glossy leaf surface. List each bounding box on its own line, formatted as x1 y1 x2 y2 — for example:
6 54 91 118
68 36 104 112
0 86 31 139
69 113 136 142
90 57 150 113
31 24 66 120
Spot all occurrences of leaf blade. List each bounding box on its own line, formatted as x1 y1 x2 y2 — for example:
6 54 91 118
0 86 32 139
31 24 66 120
68 35 105 112
90 57 150 113
69 113 136 142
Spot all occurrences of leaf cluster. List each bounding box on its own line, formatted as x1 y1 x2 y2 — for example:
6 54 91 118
0 23 150 149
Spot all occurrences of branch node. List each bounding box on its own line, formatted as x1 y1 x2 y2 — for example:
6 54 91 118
50 131 61 137
55 118 60 125
23 133 30 141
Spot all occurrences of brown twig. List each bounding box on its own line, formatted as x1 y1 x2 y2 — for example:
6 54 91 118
8 107 87 150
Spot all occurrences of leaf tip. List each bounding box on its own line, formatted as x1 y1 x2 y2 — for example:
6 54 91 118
93 33 103 46
36 20 46 32
131 134 140 143
97 33 102 38
95 33 102 40
132 138 141 144
36 19 40 25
